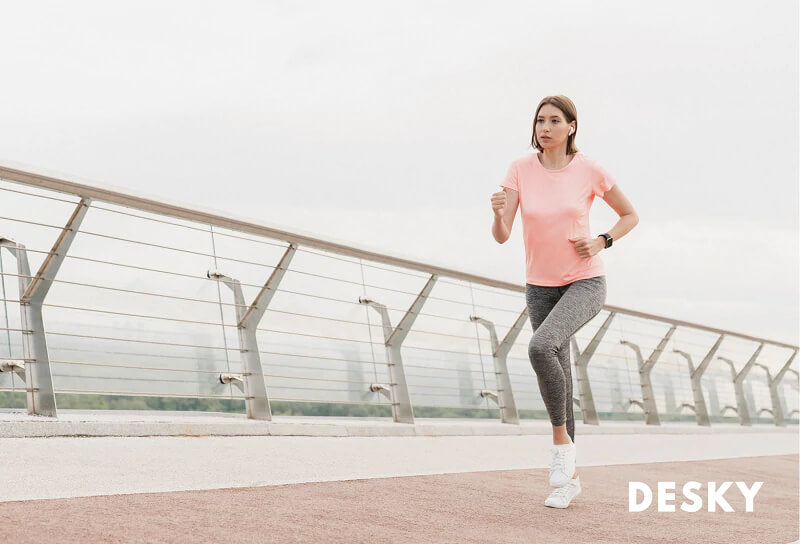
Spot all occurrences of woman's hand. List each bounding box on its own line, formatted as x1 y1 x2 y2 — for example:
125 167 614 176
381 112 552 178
491 188 518 244
491 190 506 217
568 236 604 258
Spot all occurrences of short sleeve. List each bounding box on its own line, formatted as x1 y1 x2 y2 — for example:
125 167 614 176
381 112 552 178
499 162 519 193
592 162 616 197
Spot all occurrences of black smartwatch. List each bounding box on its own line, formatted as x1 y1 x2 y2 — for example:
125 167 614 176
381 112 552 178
598 233 613 248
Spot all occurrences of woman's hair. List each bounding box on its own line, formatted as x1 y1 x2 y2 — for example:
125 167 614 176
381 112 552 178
530 95 580 154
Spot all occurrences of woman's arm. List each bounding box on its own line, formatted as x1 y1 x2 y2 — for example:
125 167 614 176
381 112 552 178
572 184 639 258
598 184 639 244
491 187 519 244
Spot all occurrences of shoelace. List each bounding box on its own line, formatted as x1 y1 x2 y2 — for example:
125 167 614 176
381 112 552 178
551 448 567 473
550 482 577 500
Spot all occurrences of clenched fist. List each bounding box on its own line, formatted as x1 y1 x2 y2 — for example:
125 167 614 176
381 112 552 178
568 236 605 259
491 190 507 217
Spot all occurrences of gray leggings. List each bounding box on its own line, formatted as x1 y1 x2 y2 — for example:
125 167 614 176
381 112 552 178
525 275 606 443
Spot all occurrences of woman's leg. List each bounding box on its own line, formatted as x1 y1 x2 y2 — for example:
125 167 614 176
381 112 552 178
525 283 562 428
526 276 607 445
557 335 575 443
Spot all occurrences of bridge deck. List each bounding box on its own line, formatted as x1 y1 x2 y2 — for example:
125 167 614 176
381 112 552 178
0 410 796 543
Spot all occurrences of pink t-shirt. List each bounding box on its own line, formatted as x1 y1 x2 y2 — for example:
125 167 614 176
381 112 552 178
499 152 616 286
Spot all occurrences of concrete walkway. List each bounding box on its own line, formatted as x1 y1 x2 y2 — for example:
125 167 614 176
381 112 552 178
1 409 797 437
0 412 796 502
0 410 797 542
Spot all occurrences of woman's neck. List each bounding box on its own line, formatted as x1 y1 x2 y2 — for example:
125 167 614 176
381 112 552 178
539 147 574 169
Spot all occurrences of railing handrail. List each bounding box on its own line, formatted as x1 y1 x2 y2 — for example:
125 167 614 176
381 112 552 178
1 160 797 350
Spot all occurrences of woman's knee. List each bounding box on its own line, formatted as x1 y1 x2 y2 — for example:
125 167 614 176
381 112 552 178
528 334 557 371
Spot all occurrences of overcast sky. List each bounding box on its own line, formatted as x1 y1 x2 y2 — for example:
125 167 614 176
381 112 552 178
1 0 798 345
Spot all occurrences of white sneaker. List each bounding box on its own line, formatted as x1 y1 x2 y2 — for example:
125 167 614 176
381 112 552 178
544 477 581 508
548 440 576 487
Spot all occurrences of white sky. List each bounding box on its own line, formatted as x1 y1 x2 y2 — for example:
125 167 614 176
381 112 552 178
0 0 798 344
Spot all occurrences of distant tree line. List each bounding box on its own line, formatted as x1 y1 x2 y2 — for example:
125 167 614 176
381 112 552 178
2 392 783 423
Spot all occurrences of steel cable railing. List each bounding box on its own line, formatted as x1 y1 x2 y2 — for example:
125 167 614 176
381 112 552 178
0 214 526 314
0 185 524 301
0 247 515 325
0 164 796 426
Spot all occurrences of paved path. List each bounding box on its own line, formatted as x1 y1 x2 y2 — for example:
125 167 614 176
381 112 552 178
0 454 796 543
1 412 796 542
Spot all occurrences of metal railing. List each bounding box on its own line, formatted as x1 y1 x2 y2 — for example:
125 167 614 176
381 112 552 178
0 162 797 427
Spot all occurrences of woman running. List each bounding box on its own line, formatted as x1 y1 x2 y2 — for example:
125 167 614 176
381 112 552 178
490 95 639 508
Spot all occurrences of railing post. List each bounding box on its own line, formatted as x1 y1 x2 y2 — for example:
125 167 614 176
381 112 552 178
753 363 775 424
718 342 764 427
360 274 436 424
673 333 724 427
762 349 797 427
573 311 615 425
620 325 674 426
717 357 739 419
0 198 91 417
745 379 757 419
736 343 764 426
784 370 799 416
706 375 722 416
207 243 297 420
470 308 527 425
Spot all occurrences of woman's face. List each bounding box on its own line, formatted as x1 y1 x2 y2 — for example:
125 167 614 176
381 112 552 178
536 104 574 150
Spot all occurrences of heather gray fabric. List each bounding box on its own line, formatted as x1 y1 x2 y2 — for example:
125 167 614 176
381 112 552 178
525 275 606 443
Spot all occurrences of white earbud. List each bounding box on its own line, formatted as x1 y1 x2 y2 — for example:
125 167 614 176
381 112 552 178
569 127 574 135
